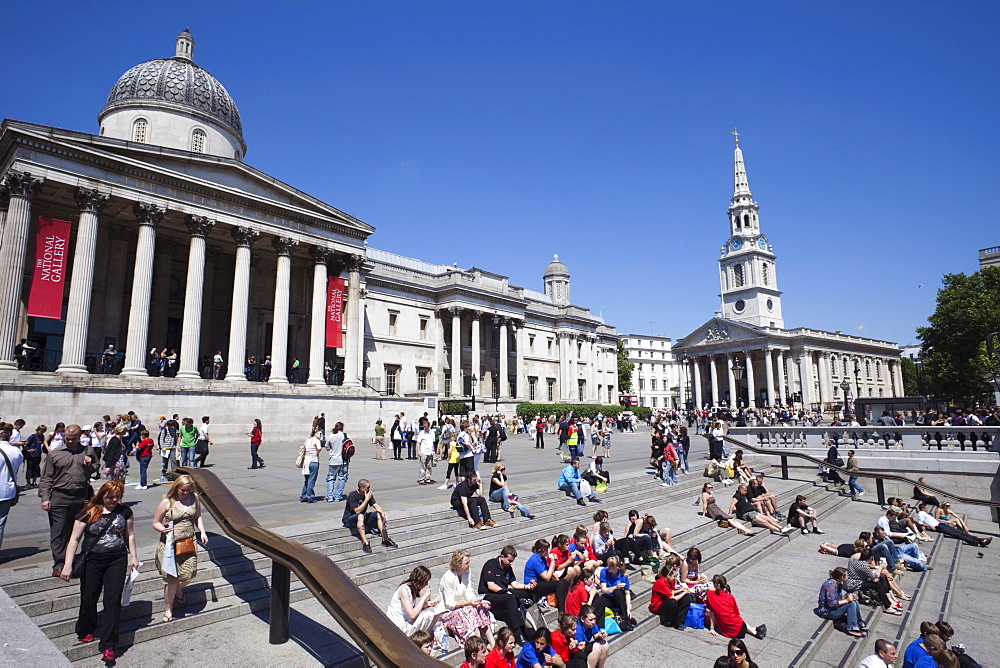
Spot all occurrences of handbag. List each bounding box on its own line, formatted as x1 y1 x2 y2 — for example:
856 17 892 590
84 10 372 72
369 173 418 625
70 515 116 579
684 602 706 629
294 443 306 468
0 448 19 506
174 536 196 557
195 439 209 456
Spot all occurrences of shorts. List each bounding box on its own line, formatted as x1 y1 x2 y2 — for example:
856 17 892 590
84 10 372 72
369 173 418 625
740 511 758 523
343 512 380 533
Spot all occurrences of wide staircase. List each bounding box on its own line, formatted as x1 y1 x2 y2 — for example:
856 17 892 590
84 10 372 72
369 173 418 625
0 457 978 666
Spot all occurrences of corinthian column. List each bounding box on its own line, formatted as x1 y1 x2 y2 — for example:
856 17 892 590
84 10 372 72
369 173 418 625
0 171 43 366
268 236 298 384
764 349 775 407
121 202 166 375
450 307 462 395
745 351 756 408
498 316 509 398
307 245 332 385
176 215 215 379
709 355 720 407
342 254 363 388
225 226 259 381
58 188 109 373
470 310 482 384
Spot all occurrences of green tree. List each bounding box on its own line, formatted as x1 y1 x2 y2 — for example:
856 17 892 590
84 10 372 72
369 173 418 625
616 339 633 393
900 356 919 396
916 266 1000 405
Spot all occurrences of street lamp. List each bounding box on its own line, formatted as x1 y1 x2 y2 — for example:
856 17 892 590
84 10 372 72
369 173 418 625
731 357 745 409
840 379 851 419
470 373 478 412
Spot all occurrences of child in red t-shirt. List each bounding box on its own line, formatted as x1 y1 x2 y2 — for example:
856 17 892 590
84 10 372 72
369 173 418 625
134 430 155 490
459 636 488 668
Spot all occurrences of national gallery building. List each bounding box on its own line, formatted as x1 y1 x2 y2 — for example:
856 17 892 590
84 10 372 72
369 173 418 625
0 31 618 434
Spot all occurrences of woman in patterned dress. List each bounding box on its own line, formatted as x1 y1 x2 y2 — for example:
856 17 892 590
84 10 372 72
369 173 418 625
152 475 208 622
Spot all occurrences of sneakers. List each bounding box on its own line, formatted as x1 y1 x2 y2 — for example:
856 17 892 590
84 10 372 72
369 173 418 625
362 543 372 554
802 528 811 535
134 484 147 490
781 525 796 534
437 483 450 490
813 528 825 535
661 482 671 487
856 491 865 498
382 538 399 548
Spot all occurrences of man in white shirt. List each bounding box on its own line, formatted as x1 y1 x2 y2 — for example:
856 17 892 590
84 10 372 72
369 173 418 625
416 419 437 485
916 502 990 547
0 428 25 549
858 638 897 668
195 416 212 467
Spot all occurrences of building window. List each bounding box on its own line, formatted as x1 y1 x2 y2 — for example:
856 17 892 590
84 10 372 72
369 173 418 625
132 118 148 143
492 377 499 397
529 377 538 401
419 317 428 340
831 356 837 376
608 386 614 404
529 334 535 351
638 378 645 391
417 368 429 391
388 312 398 337
547 378 555 402
578 380 585 402
639 397 646 407
638 363 643 371
509 378 515 398
547 338 553 353
234 150 241 160
762 262 770 286
444 376 452 396
191 129 206 153
865 360 872 378
650 378 657 392
663 364 668 372
661 352 666 359
652 397 658 408
876 361 882 379
384 365 399 395
733 264 745 287
843 359 849 376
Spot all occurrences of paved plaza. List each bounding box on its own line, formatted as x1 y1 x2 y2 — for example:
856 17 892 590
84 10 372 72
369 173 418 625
1 427 997 667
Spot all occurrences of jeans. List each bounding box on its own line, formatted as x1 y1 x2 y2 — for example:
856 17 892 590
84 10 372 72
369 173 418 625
137 456 152 487
848 476 865 495
817 601 860 630
663 460 678 484
326 463 348 501
179 447 195 467
161 450 177 476
560 481 595 501
250 442 264 468
680 449 690 473
0 498 12 549
489 487 532 517
301 461 319 499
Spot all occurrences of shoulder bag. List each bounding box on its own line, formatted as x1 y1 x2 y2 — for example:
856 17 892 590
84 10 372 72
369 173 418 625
70 514 116 578
171 501 197 557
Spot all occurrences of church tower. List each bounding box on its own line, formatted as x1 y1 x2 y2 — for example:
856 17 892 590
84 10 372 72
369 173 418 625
718 132 784 328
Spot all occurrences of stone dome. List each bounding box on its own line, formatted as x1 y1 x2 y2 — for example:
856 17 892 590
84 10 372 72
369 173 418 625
544 254 570 278
99 30 245 152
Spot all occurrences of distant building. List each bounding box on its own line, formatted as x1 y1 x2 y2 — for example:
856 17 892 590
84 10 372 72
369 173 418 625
621 334 678 409
979 246 1000 270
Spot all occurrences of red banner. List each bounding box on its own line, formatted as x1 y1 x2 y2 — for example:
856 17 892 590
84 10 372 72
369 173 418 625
27 217 71 319
326 276 345 348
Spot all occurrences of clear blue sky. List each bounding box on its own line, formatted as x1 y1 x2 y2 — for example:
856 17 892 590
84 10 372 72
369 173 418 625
4 2 997 346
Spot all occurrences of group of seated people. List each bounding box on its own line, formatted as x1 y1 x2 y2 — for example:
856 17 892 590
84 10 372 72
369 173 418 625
700 475 824 538
450 467 538 530
389 505 770 666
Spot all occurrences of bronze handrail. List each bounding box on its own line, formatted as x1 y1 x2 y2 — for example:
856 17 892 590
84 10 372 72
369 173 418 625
176 467 443 667
714 435 1000 511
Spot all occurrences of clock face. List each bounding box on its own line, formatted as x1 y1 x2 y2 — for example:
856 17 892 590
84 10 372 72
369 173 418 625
757 237 767 250
730 238 743 251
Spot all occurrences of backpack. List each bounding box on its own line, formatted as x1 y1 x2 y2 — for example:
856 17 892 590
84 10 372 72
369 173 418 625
341 435 355 462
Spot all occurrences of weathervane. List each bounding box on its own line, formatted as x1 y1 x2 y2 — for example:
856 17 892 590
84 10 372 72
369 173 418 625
731 127 740 145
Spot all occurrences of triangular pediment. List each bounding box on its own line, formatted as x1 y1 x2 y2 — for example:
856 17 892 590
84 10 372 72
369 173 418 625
675 317 774 350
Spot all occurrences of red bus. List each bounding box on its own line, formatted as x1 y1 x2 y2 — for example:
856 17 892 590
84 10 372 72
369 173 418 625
618 394 638 407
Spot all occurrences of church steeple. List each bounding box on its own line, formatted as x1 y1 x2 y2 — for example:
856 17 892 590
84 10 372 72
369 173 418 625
718 132 784 329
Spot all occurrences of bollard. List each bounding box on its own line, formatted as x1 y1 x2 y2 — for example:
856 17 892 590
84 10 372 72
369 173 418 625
270 560 291 644
876 478 886 506
780 455 788 480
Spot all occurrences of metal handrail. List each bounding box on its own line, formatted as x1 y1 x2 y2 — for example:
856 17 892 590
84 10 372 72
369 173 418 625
716 435 1000 512
176 467 443 667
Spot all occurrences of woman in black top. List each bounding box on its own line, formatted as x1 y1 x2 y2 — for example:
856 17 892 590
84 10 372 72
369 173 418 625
60 480 139 662
102 424 128 481
727 638 759 668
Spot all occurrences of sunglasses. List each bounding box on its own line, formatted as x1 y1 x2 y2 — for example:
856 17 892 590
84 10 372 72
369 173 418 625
730 649 745 656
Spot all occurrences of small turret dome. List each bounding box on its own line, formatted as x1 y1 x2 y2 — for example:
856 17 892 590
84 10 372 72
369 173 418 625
544 254 570 279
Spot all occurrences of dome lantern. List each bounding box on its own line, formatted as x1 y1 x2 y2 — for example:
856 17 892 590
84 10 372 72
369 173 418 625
175 28 195 61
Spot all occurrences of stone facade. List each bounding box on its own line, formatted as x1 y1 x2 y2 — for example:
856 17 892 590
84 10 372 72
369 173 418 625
622 334 678 409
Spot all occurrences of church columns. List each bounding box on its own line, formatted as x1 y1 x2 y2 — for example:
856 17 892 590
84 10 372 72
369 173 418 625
449 307 462 395
0 172 42 366
726 354 737 407
745 351 756 408
799 350 816 406
176 215 214 379
267 236 297 384
784 352 795 405
498 316 509 398
777 350 791 405
515 321 527 400
225 226 259 381
764 349 775 407
433 310 445 393
58 188 109 373
102 225 134 349
470 310 482 383
120 202 166 375
692 358 703 409
342 255 363 388
709 354 720 407
891 359 903 396
817 352 831 407
558 332 570 401
306 246 331 386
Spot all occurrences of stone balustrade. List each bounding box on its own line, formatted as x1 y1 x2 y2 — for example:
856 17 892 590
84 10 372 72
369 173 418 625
728 425 1000 453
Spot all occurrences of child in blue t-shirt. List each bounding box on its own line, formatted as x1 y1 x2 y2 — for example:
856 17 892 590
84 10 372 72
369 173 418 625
598 556 635 630
516 628 556 668
573 604 610 665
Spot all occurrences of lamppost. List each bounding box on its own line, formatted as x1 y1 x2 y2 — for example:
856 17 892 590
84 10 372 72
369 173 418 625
840 379 851 419
915 351 925 397
470 373 478 412
731 357 746 409
853 360 863 421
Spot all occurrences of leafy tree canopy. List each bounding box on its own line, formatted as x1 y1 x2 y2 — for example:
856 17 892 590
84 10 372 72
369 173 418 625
617 339 633 393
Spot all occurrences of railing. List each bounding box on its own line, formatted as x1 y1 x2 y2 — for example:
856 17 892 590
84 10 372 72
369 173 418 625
177 467 443 667
728 425 999 452
715 435 1000 524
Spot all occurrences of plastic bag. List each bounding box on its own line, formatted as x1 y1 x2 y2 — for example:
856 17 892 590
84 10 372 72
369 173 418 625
161 529 178 578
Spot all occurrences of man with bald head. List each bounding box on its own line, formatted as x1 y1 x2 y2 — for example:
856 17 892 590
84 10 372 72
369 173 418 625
39 424 97 577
